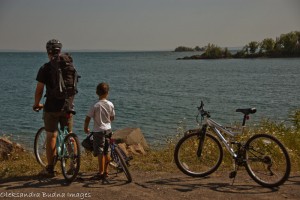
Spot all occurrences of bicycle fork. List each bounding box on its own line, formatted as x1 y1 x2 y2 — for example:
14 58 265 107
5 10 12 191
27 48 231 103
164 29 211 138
197 125 207 157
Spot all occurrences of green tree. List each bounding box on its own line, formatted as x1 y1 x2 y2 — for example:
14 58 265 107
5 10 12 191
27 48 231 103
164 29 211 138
202 43 223 59
223 47 232 58
194 46 205 51
242 45 249 55
278 31 298 55
248 41 259 54
174 46 195 52
260 38 275 54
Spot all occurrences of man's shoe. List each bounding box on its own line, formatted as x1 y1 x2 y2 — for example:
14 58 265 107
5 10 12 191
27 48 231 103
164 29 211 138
90 172 108 180
38 165 55 178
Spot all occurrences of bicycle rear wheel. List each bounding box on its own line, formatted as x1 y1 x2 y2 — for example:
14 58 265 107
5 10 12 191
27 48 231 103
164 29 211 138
174 132 223 177
245 133 291 187
34 127 47 167
61 133 81 182
112 147 132 183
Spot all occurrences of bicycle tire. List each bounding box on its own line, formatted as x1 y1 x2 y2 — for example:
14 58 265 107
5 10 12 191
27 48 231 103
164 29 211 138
245 133 291 187
174 132 223 177
61 133 81 182
114 147 132 182
34 127 47 167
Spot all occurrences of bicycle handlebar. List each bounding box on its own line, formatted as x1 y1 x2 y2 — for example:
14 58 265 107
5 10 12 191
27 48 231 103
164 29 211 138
197 101 210 118
197 100 256 126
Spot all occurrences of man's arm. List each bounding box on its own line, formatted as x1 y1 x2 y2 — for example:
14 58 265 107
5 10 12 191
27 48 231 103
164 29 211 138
33 81 44 111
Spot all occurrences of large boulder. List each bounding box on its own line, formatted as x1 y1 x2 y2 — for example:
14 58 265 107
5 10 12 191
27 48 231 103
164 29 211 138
112 128 149 155
0 137 25 160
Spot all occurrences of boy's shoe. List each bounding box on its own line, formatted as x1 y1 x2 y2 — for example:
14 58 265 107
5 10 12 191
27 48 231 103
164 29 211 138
38 165 56 178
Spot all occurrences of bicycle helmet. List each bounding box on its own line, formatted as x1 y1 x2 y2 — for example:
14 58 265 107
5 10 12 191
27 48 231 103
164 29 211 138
46 39 62 54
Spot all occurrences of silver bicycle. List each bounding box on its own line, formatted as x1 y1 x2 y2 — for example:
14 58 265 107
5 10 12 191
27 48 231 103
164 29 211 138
174 101 291 187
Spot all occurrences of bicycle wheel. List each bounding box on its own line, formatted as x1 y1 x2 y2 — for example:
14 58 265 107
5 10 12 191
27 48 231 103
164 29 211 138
245 133 291 187
61 133 81 182
174 132 223 177
113 147 132 182
34 127 47 167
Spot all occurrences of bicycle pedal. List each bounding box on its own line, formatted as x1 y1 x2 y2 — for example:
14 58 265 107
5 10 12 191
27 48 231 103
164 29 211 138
229 171 237 179
108 161 118 168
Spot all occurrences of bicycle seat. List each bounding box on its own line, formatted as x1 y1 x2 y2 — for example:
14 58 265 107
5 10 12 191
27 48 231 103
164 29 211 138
236 108 256 115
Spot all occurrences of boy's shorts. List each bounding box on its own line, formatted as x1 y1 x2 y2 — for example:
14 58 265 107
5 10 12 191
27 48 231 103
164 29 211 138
93 131 111 157
43 111 70 132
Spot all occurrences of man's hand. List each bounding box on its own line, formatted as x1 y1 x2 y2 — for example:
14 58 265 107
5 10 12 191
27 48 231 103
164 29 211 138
33 104 43 112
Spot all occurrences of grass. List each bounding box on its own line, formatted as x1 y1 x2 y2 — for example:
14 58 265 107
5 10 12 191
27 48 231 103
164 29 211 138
1 109 300 179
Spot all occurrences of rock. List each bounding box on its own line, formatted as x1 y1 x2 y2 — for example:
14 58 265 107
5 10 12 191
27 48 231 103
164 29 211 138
0 137 25 160
112 128 149 150
0 137 13 160
128 143 147 155
117 143 130 156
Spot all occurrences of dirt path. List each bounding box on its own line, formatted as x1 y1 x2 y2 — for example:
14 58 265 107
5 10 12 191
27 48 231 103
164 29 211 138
1 171 299 200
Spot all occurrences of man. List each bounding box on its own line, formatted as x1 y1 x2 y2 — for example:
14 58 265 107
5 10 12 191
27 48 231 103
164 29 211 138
33 39 72 177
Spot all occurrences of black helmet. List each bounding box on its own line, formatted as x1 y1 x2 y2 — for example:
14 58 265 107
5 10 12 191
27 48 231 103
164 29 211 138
46 39 62 54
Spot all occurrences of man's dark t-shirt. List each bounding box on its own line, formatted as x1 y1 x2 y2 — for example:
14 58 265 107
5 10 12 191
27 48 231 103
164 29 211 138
36 62 65 112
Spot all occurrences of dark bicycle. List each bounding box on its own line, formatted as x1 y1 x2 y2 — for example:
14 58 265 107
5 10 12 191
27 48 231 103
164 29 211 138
86 132 133 183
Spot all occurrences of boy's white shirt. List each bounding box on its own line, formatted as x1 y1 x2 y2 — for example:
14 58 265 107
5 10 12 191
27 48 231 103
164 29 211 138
87 99 115 132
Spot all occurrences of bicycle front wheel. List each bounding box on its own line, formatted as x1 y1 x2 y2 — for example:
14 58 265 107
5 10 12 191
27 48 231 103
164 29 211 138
34 127 47 167
245 133 291 187
113 147 132 183
174 132 223 177
61 133 81 182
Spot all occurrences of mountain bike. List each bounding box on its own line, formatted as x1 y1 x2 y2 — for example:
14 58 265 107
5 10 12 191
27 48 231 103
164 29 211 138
34 113 81 182
89 132 133 183
174 101 291 188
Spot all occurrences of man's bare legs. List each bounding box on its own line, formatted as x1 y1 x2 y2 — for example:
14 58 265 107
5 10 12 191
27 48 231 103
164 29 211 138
46 131 58 171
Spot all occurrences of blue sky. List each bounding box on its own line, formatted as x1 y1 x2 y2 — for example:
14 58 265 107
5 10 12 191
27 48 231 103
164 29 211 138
0 0 299 51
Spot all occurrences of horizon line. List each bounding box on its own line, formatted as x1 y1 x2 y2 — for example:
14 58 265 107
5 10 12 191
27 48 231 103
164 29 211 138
0 46 243 53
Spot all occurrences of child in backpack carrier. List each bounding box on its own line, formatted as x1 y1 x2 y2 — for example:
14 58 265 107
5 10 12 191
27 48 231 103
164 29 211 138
84 82 115 180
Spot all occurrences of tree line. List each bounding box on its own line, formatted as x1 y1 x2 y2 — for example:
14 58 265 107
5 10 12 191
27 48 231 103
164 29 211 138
174 46 205 52
176 31 300 59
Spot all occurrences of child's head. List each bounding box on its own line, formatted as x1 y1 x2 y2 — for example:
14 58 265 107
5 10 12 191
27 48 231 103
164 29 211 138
96 82 109 97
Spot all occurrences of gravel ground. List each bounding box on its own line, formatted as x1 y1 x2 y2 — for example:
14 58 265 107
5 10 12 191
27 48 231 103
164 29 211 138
1 170 299 200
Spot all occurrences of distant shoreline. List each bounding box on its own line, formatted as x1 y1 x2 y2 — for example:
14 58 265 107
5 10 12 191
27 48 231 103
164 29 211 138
175 31 300 60
176 54 300 60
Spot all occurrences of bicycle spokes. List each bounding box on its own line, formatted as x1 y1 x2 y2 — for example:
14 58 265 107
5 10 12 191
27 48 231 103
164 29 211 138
174 132 223 177
61 133 81 182
245 134 290 187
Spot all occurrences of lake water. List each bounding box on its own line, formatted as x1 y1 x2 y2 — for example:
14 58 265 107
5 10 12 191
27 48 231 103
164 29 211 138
0 51 299 148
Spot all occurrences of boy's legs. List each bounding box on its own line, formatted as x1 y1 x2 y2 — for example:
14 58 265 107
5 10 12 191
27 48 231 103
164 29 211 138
98 153 106 175
93 132 107 176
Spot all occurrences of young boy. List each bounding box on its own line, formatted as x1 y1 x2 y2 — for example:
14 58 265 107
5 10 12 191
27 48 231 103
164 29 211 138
84 82 115 179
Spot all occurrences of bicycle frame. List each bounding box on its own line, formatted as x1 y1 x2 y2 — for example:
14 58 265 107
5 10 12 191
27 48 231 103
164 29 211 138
109 138 130 164
204 117 240 159
56 127 69 159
